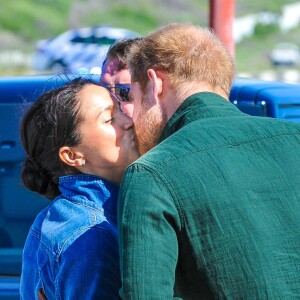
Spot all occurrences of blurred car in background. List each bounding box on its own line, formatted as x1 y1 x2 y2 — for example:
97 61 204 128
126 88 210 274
269 42 300 66
33 26 141 74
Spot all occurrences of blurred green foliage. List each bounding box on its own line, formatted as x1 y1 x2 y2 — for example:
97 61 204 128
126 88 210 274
1 0 298 41
0 1 70 39
253 23 280 38
0 0 300 76
78 5 161 35
235 0 298 15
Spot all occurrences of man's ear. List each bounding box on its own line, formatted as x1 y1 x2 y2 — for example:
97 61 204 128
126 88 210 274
59 146 84 167
147 69 163 103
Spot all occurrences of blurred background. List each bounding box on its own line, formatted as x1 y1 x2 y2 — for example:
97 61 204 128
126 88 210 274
1 0 300 82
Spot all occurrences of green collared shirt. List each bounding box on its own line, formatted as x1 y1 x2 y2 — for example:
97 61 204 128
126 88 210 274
118 92 300 299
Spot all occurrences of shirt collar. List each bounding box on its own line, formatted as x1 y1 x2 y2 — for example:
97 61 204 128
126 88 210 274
159 92 241 142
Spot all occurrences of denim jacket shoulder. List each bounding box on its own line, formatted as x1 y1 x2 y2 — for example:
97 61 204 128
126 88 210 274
21 174 120 299
36 174 119 258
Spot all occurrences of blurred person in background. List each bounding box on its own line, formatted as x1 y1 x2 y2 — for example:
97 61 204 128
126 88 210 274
20 78 139 300
118 23 300 299
100 38 142 117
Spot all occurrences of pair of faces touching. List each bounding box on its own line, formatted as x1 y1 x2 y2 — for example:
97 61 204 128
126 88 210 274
100 56 166 156
59 57 139 185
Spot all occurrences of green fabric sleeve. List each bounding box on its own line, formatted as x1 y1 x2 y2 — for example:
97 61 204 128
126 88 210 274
118 163 182 299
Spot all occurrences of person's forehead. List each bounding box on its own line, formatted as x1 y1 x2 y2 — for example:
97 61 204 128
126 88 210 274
79 84 112 106
102 58 120 75
101 58 131 85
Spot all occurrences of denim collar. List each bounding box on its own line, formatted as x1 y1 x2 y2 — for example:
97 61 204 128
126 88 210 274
58 174 119 224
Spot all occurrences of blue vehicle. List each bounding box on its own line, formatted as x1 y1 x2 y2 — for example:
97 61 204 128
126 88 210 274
33 26 141 74
0 75 299 298
230 78 300 122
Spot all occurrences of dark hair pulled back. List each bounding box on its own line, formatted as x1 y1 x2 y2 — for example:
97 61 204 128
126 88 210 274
21 77 96 200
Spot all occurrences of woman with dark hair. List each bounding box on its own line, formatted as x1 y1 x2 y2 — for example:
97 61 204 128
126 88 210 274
19 78 139 300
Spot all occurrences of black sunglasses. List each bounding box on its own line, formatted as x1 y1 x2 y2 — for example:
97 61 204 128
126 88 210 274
101 83 133 102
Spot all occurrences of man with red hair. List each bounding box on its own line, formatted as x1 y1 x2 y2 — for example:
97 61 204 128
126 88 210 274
118 23 300 299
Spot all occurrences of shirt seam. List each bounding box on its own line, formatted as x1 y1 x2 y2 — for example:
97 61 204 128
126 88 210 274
56 224 117 259
127 164 186 230
68 200 117 225
30 208 116 260
157 130 300 168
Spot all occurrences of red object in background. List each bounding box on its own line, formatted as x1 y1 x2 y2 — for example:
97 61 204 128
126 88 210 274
209 0 235 57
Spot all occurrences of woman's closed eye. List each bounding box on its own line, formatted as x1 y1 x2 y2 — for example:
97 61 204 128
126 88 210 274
104 117 113 124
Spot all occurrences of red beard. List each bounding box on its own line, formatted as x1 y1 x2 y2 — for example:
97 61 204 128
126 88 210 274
134 97 166 155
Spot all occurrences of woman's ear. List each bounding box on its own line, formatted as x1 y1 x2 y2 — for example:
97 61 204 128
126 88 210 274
59 146 85 167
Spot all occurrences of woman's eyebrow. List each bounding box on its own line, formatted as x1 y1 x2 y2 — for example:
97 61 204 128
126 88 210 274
96 104 114 118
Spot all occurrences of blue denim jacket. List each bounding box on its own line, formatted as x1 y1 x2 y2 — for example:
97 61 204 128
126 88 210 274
20 174 120 300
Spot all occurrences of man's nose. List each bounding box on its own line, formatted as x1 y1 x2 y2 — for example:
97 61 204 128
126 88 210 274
120 111 134 130
120 102 134 118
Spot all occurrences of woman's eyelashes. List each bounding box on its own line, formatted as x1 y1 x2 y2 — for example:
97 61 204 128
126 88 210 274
104 117 113 124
